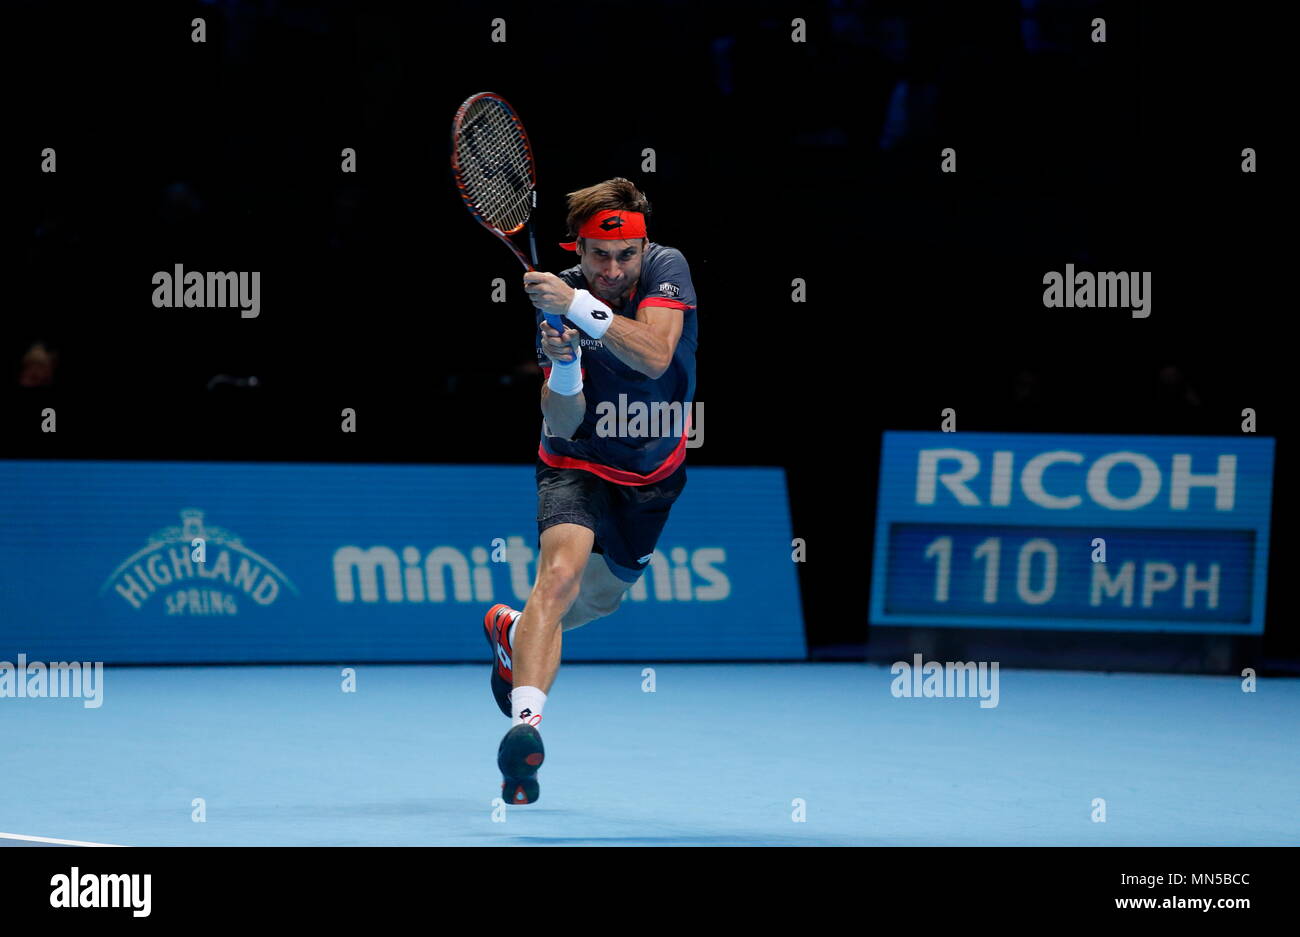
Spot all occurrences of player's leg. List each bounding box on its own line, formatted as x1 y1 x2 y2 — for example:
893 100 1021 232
485 460 607 717
560 550 632 631
567 463 688 629
493 467 605 805
513 521 593 694
496 518 599 806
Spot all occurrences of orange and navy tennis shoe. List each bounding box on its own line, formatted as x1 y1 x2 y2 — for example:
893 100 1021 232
483 604 519 718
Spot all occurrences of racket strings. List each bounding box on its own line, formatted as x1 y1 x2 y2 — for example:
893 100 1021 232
457 99 533 233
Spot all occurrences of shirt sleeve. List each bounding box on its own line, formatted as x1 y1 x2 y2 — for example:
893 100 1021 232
636 247 697 311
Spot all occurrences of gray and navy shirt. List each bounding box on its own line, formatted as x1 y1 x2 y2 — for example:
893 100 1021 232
534 241 698 485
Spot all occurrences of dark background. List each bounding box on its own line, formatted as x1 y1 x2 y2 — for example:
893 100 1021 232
2 1 1288 669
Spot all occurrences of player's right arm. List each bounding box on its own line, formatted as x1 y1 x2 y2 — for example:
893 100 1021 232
538 320 585 440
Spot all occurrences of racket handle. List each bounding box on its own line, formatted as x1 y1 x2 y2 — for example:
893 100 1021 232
545 312 578 367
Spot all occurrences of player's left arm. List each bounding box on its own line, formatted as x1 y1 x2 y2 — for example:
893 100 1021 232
598 306 682 380
598 247 696 379
525 275 677 377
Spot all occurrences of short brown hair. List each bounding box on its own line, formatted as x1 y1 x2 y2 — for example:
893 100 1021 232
565 177 651 245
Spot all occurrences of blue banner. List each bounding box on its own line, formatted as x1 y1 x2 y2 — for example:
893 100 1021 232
869 433 1275 633
0 461 805 662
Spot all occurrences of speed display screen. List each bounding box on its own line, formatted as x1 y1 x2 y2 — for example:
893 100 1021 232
869 433 1275 633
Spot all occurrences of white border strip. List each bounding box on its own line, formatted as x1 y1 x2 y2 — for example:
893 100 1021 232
0 832 125 847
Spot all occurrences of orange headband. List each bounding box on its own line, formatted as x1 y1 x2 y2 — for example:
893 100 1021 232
558 209 647 251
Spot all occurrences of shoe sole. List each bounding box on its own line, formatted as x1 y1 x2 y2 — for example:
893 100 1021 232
498 723 545 805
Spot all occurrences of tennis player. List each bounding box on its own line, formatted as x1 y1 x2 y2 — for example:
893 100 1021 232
484 177 698 804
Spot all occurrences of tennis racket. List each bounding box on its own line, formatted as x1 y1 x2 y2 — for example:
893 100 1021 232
450 91 569 340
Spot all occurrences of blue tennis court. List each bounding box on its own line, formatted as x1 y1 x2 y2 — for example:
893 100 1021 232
4 663 1296 846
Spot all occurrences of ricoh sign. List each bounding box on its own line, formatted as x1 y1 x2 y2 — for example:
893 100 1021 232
912 448 1240 513
870 433 1275 634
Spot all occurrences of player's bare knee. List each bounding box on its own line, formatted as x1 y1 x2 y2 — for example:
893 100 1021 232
534 561 584 610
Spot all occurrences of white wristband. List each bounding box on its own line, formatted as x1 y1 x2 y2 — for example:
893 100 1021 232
565 289 614 339
546 347 583 395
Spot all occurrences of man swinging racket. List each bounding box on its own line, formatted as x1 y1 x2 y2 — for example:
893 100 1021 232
484 177 698 804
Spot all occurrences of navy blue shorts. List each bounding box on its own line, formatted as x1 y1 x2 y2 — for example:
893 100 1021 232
535 458 687 583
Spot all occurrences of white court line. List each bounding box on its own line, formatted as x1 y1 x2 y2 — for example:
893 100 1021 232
0 832 126 847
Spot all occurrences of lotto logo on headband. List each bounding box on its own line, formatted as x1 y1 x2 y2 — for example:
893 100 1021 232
559 209 647 250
